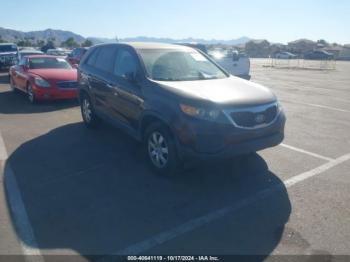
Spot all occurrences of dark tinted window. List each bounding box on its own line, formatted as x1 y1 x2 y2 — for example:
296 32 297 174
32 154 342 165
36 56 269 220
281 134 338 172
0 44 18 52
114 48 138 78
94 46 117 73
86 48 100 67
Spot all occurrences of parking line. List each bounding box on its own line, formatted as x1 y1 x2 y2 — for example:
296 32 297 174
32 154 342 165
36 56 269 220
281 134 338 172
112 152 350 256
281 100 350 113
0 131 44 262
280 143 334 161
0 133 7 161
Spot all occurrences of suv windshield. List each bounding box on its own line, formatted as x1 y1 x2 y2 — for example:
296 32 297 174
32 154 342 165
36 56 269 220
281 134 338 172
138 49 228 81
0 44 18 52
29 57 72 69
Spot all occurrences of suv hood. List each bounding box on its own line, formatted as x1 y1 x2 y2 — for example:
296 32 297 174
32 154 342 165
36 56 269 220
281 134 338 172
154 76 276 107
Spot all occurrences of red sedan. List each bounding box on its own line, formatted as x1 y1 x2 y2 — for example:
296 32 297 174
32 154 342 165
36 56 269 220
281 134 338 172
9 55 78 103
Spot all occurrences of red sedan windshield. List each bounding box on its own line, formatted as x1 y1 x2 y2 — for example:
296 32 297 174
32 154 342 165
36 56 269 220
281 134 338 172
29 57 72 69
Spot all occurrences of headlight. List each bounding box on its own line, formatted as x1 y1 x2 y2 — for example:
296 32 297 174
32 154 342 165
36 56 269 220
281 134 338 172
34 78 50 88
180 103 220 120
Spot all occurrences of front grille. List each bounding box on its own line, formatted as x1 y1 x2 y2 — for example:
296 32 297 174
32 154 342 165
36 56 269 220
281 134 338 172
229 104 278 128
0 55 17 65
56 81 78 89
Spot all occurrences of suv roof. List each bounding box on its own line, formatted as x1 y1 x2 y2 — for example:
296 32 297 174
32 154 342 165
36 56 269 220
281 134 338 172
0 43 17 46
94 42 194 51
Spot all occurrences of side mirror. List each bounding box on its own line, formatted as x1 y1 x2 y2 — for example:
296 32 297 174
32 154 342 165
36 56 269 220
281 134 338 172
72 64 79 69
20 65 28 71
124 71 137 83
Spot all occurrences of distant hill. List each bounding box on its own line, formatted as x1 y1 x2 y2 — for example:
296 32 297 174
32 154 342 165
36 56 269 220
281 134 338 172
0 27 85 45
88 36 251 45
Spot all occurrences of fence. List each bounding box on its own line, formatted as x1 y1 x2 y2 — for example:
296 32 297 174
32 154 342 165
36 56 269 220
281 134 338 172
263 58 337 70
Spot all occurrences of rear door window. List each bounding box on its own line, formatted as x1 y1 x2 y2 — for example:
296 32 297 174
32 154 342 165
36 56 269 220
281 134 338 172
86 48 100 67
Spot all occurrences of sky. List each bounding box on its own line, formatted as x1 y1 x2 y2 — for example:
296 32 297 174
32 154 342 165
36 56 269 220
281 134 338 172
0 0 349 44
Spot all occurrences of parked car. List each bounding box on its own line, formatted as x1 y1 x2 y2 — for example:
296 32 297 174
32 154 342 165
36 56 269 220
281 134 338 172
274 51 297 59
46 48 70 57
208 48 251 80
0 43 19 70
78 43 285 174
67 47 88 66
9 55 78 103
304 50 333 60
18 50 44 60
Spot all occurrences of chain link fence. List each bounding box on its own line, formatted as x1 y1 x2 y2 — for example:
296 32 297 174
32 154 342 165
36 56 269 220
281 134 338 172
263 58 336 70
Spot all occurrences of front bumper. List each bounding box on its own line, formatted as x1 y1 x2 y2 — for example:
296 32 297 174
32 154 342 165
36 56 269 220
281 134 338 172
174 111 286 160
0 59 17 69
33 86 78 100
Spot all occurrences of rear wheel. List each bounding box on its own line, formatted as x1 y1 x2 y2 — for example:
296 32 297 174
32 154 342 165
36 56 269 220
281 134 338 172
80 93 100 128
144 122 181 175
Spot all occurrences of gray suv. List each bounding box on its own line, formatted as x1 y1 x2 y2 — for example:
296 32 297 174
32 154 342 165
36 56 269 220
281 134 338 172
0 43 19 70
78 43 285 174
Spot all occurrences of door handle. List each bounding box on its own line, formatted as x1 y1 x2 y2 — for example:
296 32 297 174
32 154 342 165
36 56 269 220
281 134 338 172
106 83 119 96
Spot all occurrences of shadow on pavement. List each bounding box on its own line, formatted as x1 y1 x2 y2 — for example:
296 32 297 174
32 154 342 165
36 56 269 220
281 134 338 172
0 73 10 84
4 122 291 261
0 89 78 114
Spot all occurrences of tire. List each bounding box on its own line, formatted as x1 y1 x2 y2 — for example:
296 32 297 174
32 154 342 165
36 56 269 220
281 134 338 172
9 76 17 93
80 93 100 128
144 122 181 175
27 83 36 104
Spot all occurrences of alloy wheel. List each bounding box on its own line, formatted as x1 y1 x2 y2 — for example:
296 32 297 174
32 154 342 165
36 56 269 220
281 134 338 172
148 131 169 168
82 98 92 123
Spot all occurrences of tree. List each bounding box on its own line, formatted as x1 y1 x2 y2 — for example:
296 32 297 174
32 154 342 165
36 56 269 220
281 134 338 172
41 40 55 53
317 39 329 47
61 37 79 48
36 40 45 48
17 37 33 47
0 35 6 43
81 39 93 47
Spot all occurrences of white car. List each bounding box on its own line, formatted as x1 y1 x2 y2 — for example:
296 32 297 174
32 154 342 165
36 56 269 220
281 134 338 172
46 48 71 57
208 49 251 80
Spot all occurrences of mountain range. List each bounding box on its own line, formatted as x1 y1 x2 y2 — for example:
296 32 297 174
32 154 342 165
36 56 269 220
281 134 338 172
0 27 251 46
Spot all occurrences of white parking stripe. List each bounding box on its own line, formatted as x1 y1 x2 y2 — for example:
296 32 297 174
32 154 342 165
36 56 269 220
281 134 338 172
4 165 44 262
280 143 334 161
281 100 350 113
0 131 43 262
0 133 8 161
112 152 350 256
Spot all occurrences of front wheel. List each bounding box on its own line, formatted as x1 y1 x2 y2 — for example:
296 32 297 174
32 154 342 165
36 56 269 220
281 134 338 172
80 94 100 128
10 76 17 92
27 83 36 104
144 122 181 175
